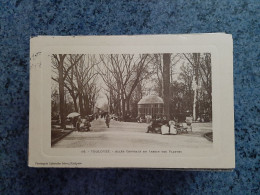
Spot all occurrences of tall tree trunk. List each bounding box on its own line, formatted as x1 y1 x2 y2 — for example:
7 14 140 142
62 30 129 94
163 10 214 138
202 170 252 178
122 99 126 120
121 90 126 120
58 54 66 129
192 53 200 120
78 93 84 116
83 94 88 115
109 92 113 113
85 95 90 115
193 89 197 120
70 67 78 112
117 94 121 116
163 54 170 120
126 97 130 113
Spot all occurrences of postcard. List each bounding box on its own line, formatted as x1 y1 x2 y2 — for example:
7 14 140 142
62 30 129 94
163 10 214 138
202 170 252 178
29 34 235 169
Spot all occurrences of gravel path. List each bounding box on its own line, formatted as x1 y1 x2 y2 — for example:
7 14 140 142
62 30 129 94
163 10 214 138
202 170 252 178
53 118 213 148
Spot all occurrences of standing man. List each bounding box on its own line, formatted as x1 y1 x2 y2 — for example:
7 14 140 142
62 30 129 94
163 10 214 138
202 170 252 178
105 114 111 128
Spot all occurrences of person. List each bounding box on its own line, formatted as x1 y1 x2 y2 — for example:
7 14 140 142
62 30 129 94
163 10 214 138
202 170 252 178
169 120 177 135
140 116 145 123
162 116 168 124
146 118 163 134
146 119 154 133
83 116 91 131
185 116 193 131
73 117 78 129
76 116 82 131
148 114 152 123
146 114 151 124
105 114 111 128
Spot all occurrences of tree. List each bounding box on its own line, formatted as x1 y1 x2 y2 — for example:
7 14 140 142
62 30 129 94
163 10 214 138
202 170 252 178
169 81 186 120
52 54 99 123
183 53 201 120
73 54 98 116
97 56 121 115
199 53 212 120
97 54 152 119
148 54 180 96
128 80 144 117
51 88 59 118
163 54 171 119
182 53 212 121
83 76 100 115
63 54 84 112
178 62 194 113
52 54 66 129
64 64 78 112
150 54 163 96
199 53 212 101
124 54 151 112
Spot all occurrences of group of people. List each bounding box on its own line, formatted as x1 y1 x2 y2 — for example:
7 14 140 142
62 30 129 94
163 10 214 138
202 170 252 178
146 116 192 134
70 113 111 132
137 115 169 124
72 116 91 132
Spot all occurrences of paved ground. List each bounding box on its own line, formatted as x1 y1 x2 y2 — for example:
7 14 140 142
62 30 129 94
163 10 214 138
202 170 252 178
53 118 213 148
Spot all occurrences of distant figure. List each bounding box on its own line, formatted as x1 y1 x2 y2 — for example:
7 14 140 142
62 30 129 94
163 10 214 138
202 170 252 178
73 117 78 128
96 114 98 120
169 120 177 135
146 119 162 134
105 114 111 128
185 116 193 131
162 116 168 125
146 114 152 124
76 116 82 131
83 116 91 131
185 117 192 125
137 116 144 123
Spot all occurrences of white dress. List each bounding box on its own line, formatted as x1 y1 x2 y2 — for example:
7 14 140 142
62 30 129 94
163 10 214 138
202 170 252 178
169 120 177 135
161 125 169 135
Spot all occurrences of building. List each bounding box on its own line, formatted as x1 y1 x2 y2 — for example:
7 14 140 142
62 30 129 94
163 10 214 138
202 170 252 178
137 95 164 118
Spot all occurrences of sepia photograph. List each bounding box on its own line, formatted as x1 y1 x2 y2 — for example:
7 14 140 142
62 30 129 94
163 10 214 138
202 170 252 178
29 34 234 168
51 53 213 149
